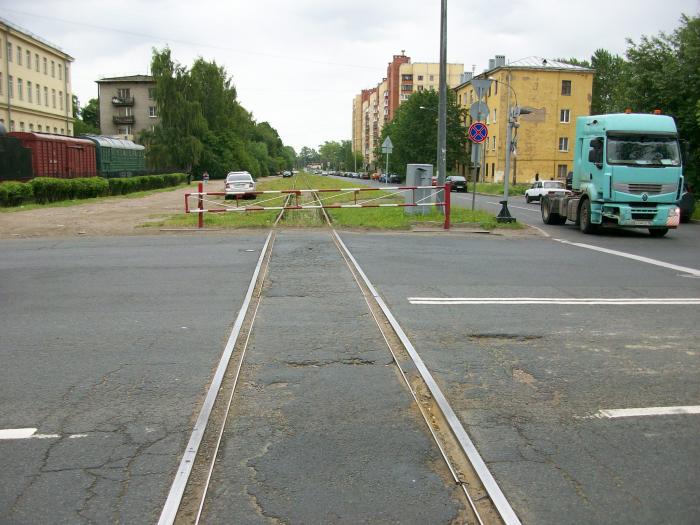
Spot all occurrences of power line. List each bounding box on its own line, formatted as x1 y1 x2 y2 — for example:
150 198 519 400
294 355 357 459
3 7 377 71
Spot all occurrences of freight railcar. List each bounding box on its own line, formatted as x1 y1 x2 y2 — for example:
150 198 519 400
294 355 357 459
0 133 33 181
81 135 146 177
8 132 97 178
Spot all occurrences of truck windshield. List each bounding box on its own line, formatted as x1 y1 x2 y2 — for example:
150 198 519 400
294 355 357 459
606 135 680 167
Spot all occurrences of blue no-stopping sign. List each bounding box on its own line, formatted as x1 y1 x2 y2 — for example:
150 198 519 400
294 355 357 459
468 122 488 144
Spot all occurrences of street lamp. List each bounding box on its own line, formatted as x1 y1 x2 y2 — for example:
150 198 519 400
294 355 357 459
487 77 531 223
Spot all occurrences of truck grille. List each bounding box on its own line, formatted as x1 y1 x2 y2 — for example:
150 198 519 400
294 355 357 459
630 207 658 220
613 183 676 195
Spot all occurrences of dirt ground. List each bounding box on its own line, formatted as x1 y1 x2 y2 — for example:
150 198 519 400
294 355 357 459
0 182 227 240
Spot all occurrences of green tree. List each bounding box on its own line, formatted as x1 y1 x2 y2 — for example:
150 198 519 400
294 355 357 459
377 90 467 177
71 95 100 135
590 49 628 114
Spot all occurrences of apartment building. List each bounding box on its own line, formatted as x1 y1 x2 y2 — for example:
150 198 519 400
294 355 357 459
352 52 464 168
96 75 160 141
0 17 74 135
455 55 594 183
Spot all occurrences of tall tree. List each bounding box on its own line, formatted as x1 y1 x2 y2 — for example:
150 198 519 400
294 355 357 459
590 49 628 114
71 96 100 135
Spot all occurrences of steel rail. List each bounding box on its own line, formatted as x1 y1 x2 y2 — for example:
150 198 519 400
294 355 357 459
157 231 273 525
308 190 486 525
331 230 522 525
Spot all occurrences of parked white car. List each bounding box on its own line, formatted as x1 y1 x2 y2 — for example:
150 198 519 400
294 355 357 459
525 180 570 203
225 171 256 199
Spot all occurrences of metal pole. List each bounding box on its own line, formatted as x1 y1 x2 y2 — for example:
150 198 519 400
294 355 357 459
471 144 478 211
385 151 389 184
198 182 204 229
496 108 515 223
444 182 451 230
436 0 447 213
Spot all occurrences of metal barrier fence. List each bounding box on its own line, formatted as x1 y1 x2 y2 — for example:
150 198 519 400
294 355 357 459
184 182 452 229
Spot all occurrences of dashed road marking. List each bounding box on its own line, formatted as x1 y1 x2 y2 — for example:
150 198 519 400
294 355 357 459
591 406 700 419
408 297 700 305
0 428 60 440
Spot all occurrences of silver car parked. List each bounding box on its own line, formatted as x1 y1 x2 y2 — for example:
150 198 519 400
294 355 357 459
225 171 256 199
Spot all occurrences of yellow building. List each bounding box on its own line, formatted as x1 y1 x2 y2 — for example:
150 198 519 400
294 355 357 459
455 56 594 183
0 17 74 135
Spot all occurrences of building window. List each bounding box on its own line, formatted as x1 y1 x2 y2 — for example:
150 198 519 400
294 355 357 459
59 91 63 110
117 88 131 99
560 109 570 123
495 82 498 95
52 89 56 108
0 72 2 95
17 79 23 100
7 42 12 62
26 50 31 68
35 53 39 72
429 75 434 81
37 124 42 131
417 85 424 92
58 64 62 80
8 76 13 98
60 128 64 134
493 108 497 122
51 60 55 77
29 123 34 131
561 80 571 96
557 164 568 178
492 135 496 150
401 74 413 81
44 86 48 106
36 84 41 105
53 127 58 134
20 122 25 131
43 57 47 74
559 137 569 152
65 65 69 82
148 87 156 99
148 106 157 117
27 81 32 103
17 45 22 65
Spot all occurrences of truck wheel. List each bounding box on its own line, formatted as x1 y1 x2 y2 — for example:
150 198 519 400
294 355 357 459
648 228 669 237
526 195 532 203
541 197 566 225
579 198 597 234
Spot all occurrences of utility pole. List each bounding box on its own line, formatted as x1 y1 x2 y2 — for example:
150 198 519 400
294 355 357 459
437 0 447 212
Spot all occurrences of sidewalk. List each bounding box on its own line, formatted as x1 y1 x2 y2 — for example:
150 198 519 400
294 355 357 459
200 230 465 523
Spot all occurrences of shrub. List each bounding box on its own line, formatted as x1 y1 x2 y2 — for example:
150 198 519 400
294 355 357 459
0 181 34 206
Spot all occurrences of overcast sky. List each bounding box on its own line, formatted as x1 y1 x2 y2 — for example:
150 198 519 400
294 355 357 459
2 0 697 152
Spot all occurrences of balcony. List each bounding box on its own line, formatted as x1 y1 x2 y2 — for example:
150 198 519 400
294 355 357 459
111 96 134 106
113 115 135 125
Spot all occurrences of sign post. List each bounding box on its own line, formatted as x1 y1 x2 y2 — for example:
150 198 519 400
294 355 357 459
381 137 393 184
468 79 492 211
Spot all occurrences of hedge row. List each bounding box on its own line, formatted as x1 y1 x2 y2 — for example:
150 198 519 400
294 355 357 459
0 173 188 207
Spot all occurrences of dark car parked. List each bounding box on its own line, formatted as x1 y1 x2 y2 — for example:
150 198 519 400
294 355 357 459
446 175 467 192
679 183 696 223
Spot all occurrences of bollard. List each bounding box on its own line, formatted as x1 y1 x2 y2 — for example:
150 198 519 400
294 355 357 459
198 182 204 229
443 182 451 230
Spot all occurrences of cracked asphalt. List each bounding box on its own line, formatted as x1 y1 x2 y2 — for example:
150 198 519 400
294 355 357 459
2 228 699 524
0 234 268 524
200 231 464 523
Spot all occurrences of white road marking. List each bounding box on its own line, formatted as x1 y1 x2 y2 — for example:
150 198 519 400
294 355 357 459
0 428 60 440
408 297 700 305
554 239 700 277
593 406 700 418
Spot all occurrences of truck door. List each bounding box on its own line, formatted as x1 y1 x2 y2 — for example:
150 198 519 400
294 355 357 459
583 137 604 196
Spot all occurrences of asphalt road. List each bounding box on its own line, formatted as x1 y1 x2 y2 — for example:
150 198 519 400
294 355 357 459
0 234 268 524
340 231 700 524
1 223 698 523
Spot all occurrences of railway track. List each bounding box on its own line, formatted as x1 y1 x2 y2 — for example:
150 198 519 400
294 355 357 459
159 174 520 525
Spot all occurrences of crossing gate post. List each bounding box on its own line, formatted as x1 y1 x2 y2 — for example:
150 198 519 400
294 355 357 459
198 182 204 229
444 182 451 230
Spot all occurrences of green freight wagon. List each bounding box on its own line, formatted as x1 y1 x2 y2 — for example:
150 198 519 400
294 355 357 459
81 135 146 177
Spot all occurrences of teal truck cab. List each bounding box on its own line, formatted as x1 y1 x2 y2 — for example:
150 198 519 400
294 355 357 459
541 113 683 236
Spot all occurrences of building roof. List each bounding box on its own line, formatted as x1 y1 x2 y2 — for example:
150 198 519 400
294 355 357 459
454 56 594 91
505 56 594 72
0 16 73 60
96 75 154 83
81 135 145 150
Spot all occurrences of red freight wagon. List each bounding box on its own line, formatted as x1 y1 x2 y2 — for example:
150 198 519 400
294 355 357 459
8 132 97 178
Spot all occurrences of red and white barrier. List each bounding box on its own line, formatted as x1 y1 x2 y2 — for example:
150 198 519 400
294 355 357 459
185 182 452 229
